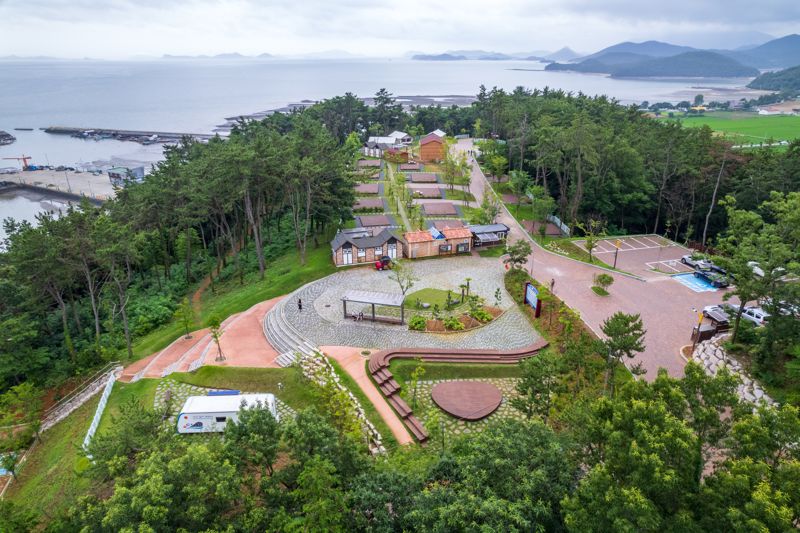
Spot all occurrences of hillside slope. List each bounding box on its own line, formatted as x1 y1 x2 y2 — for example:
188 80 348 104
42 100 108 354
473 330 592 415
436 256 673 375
747 65 800 91
613 51 759 78
735 34 800 68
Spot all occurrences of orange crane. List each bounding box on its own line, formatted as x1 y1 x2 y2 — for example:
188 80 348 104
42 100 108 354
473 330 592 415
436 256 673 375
2 155 32 170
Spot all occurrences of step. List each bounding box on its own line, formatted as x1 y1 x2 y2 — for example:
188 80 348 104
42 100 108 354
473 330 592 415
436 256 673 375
275 352 298 368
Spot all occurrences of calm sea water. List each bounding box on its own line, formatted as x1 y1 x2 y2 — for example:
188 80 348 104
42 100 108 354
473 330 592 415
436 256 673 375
0 58 754 226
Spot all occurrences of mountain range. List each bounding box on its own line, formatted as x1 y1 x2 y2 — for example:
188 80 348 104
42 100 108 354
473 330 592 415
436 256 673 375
543 34 800 78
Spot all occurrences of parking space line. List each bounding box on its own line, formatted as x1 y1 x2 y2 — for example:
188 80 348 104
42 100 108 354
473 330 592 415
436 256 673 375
640 236 662 247
629 237 649 248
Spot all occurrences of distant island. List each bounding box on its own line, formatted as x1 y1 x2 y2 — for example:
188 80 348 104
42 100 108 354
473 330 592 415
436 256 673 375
543 36 800 78
748 65 800 92
411 53 467 61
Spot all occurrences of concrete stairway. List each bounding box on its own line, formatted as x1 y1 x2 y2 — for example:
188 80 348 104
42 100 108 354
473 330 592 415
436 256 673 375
263 297 316 360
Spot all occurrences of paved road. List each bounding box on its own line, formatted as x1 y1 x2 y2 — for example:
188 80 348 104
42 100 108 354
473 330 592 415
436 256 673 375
454 138 728 379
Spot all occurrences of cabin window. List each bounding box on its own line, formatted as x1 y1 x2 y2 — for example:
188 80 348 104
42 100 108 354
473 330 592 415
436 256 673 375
375 246 383 256
215 416 227 423
357 248 366 258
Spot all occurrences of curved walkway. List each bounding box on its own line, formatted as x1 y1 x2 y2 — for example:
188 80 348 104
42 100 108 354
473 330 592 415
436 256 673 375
454 138 728 379
322 346 414 445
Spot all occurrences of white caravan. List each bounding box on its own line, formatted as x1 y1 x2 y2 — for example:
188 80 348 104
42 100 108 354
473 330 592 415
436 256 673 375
176 393 278 434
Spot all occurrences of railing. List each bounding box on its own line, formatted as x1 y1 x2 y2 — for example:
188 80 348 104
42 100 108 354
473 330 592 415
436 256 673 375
546 214 571 237
82 370 119 453
43 362 120 419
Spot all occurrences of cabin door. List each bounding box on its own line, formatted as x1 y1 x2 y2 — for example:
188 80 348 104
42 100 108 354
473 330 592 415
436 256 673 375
343 248 353 265
388 243 397 259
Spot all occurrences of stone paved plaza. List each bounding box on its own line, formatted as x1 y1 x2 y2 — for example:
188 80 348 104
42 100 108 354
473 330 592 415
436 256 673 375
155 379 295 427
286 256 540 350
405 378 523 436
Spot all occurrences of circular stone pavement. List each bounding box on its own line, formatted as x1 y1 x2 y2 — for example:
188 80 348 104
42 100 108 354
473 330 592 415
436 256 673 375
283 256 540 351
431 381 503 420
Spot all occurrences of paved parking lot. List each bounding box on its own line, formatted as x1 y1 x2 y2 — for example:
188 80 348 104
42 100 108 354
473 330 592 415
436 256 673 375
573 235 692 279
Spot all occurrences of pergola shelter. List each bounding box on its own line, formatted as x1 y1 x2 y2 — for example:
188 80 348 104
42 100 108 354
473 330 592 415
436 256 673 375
342 290 405 324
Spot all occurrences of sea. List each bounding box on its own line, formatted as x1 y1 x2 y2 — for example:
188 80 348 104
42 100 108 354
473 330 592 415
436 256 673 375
0 57 760 237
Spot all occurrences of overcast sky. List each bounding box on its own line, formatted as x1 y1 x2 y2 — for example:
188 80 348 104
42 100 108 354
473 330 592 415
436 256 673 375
0 0 797 59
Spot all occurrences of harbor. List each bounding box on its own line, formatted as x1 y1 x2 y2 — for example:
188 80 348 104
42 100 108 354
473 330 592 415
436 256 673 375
1 169 116 202
44 126 218 145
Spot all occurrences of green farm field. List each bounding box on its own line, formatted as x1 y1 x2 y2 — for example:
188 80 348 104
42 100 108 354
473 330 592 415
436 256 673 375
666 112 800 144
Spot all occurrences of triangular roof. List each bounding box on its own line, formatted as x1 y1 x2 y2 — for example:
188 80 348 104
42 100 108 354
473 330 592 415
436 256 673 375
430 129 446 137
388 130 409 139
420 133 443 145
331 228 403 250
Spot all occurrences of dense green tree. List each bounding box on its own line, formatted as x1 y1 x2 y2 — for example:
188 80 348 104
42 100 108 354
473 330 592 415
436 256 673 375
600 312 646 395
512 350 563 421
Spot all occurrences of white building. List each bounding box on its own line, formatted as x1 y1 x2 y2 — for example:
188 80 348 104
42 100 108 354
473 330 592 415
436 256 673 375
176 393 278 433
387 130 412 144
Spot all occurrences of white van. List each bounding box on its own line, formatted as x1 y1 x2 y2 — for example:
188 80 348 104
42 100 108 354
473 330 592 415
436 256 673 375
176 393 278 434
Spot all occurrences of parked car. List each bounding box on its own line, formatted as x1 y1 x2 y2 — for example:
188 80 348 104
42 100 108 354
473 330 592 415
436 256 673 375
702 305 731 325
741 306 770 326
759 297 799 317
694 269 729 288
374 256 392 270
681 254 711 269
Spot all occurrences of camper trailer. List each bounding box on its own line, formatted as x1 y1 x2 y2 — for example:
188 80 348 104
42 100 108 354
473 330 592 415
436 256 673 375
176 393 278 434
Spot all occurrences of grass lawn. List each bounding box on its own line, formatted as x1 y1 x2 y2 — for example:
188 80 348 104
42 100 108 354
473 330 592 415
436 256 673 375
326 358 398 450
665 112 800 143
444 189 476 202
6 395 100 521
478 246 507 258
461 206 483 224
404 287 457 309
389 360 523 385
170 366 316 411
97 378 160 434
130 244 336 360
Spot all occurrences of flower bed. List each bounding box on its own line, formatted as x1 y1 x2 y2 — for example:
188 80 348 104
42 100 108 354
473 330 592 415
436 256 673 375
414 306 502 333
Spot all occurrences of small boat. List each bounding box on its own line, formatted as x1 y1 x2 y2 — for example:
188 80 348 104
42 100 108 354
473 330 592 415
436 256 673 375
14 128 33 131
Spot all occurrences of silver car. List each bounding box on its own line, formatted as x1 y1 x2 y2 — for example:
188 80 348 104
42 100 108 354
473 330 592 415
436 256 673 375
681 254 711 269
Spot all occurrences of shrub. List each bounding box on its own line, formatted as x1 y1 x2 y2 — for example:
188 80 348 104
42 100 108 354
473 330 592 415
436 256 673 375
591 286 609 296
470 307 493 323
594 273 614 290
443 315 465 331
409 315 427 331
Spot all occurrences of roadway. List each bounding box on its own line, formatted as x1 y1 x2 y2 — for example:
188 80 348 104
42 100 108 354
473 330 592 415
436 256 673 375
454 138 728 378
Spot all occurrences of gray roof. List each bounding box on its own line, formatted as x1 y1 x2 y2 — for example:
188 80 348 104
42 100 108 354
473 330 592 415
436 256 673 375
331 228 403 251
467 223 509 234
342 290 404 307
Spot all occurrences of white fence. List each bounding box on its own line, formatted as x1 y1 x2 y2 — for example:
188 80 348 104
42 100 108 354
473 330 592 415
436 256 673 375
547 214 571 237
82 371 118 452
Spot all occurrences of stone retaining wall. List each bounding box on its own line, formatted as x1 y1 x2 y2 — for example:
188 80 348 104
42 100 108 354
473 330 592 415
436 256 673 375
692 335 774 405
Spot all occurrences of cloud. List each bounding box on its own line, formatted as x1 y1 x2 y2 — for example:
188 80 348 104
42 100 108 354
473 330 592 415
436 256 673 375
0 0 797 58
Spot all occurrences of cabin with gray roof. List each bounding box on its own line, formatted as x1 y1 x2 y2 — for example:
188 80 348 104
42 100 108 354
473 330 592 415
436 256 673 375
331 228 405 266
466 223 510 247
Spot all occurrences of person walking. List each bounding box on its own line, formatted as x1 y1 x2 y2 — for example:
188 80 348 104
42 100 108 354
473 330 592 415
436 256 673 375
297 298 303 312
549 278 555 293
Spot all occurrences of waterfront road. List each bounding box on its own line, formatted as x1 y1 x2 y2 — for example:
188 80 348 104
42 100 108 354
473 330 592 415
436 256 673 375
454 138 729 379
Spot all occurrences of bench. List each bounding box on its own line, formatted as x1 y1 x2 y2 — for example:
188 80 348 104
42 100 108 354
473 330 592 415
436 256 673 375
405 415 429 442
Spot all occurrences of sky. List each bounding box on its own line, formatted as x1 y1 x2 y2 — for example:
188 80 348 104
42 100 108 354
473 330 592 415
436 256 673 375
0 0 798 59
